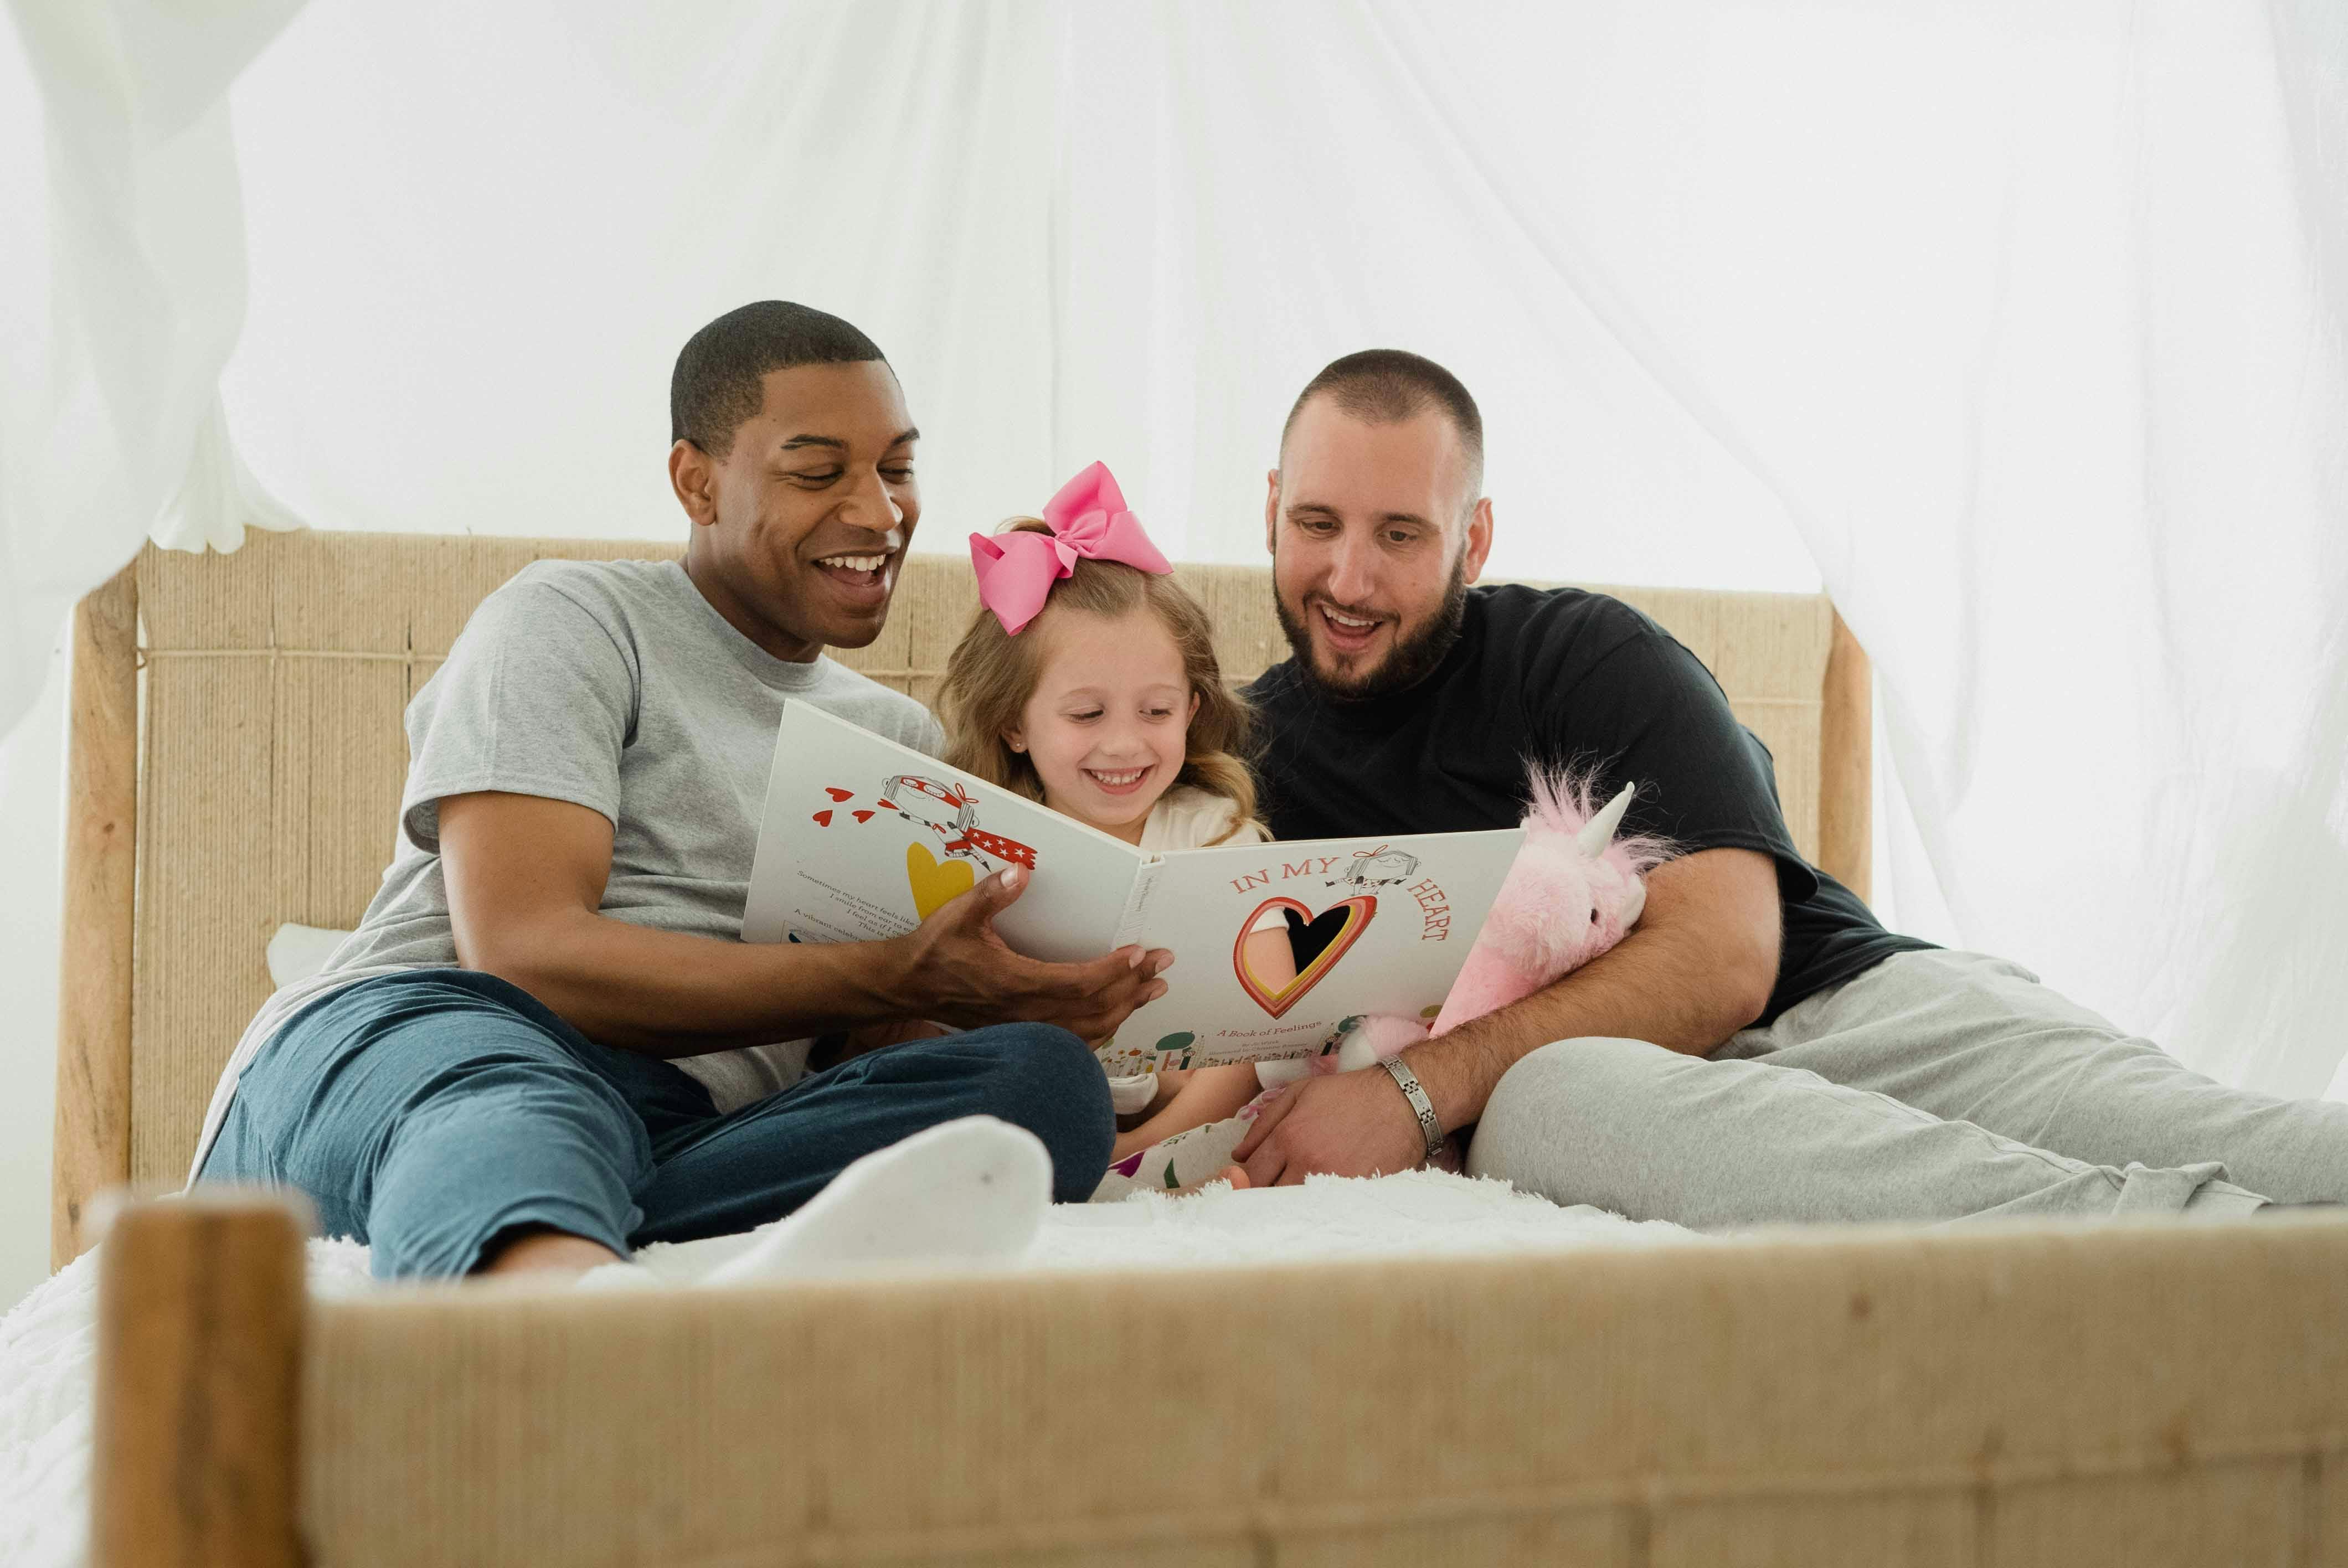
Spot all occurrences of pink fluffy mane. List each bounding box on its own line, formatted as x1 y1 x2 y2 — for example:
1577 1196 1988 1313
1476 766 1675 980
1522 766 1674 871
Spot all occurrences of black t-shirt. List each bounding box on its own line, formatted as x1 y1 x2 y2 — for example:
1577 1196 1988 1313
1243 584 1930 1025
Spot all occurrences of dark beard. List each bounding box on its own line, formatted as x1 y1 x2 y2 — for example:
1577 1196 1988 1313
1275 553 1470 704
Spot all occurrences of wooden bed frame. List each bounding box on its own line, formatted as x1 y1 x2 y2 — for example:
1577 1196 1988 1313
59 533 2348 1566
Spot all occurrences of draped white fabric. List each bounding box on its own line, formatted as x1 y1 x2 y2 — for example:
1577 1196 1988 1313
3 0 2344 1303
212 2 1809 589
0 0 302 738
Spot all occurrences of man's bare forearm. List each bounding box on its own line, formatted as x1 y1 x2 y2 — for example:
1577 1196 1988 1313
1400 848 1784 1133
440 791 1168 1055
470 906 918 1058
1399 924 1747 1131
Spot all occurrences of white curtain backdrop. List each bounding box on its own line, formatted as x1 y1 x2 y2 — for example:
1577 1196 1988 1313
3 0 2344 1303
0 0 303 739
211 2 1807 587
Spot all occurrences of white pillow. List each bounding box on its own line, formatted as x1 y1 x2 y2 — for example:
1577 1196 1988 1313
267 923 355 988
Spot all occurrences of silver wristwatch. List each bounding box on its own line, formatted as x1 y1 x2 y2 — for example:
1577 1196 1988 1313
1379 1056 1447 1165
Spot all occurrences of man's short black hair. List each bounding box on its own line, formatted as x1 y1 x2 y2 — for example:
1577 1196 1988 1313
671 301 888 457
1280 348 1485 500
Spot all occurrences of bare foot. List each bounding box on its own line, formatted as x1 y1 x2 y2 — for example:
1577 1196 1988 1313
479 1226 624 1279
1169 1165 1250 1196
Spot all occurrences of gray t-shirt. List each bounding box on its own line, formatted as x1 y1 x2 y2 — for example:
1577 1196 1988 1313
188 557 942 1179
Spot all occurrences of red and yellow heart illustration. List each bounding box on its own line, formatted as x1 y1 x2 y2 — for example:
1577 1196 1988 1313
906 842 975 921
1232 895 1377 1018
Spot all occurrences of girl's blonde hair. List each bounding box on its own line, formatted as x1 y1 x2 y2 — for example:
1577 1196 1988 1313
940 518 1261 843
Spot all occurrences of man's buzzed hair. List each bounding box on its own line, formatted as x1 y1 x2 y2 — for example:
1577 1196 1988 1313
671 301 888 458
1280 348 1485 501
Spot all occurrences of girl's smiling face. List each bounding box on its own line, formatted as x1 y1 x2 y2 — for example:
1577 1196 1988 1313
1008 605 1200 843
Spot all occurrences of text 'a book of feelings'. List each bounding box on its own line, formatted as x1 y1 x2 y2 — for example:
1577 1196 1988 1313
744 702 1523 1070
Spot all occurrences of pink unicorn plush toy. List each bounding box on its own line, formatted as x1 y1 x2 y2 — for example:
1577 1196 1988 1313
1430 771 1670 1034
1264 770 1672 1084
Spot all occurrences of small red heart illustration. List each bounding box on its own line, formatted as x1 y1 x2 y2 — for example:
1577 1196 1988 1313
812 809 834 827
853 809 875 823
825 787 854 802
876 798 897 811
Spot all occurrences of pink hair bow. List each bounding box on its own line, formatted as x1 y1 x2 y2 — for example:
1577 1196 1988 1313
970 461 1173 635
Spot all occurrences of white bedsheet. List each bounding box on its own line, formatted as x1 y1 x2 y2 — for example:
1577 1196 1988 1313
1 1172 1692 1566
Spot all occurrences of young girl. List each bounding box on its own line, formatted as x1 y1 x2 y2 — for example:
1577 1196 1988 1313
939 462 1290 1188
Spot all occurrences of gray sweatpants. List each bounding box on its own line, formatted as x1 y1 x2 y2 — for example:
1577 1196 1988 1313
1466 948 2348 1225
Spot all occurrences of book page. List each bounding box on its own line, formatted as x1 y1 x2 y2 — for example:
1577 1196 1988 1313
1096 827 1525 1074
743 702 1147 963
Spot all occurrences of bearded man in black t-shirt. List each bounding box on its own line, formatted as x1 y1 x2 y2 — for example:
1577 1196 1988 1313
1232 350 2348 1221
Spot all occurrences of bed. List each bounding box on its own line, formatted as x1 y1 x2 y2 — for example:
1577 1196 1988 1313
50 532 2348 1566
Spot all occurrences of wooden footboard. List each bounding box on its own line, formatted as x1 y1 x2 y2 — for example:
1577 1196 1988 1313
95 1191 306 1568
97 1195 2348 1567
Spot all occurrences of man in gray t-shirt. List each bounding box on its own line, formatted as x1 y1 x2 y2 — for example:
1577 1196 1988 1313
195 302 1168 1280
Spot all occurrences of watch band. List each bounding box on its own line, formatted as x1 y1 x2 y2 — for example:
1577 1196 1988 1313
1379 1056 1447 1165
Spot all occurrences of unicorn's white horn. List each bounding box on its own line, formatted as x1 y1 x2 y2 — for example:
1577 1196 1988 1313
1575 783 1636 858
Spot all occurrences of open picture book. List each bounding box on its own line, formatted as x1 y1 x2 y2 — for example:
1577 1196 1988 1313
744 702 1523 1072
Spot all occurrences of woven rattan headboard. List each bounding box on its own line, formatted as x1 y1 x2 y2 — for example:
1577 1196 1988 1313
52 530 1869 1263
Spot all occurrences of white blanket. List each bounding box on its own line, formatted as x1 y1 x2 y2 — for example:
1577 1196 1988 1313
1 1172 1692 1567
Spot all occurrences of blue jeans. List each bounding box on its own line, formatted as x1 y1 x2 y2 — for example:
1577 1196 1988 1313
197 970 1113 1278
